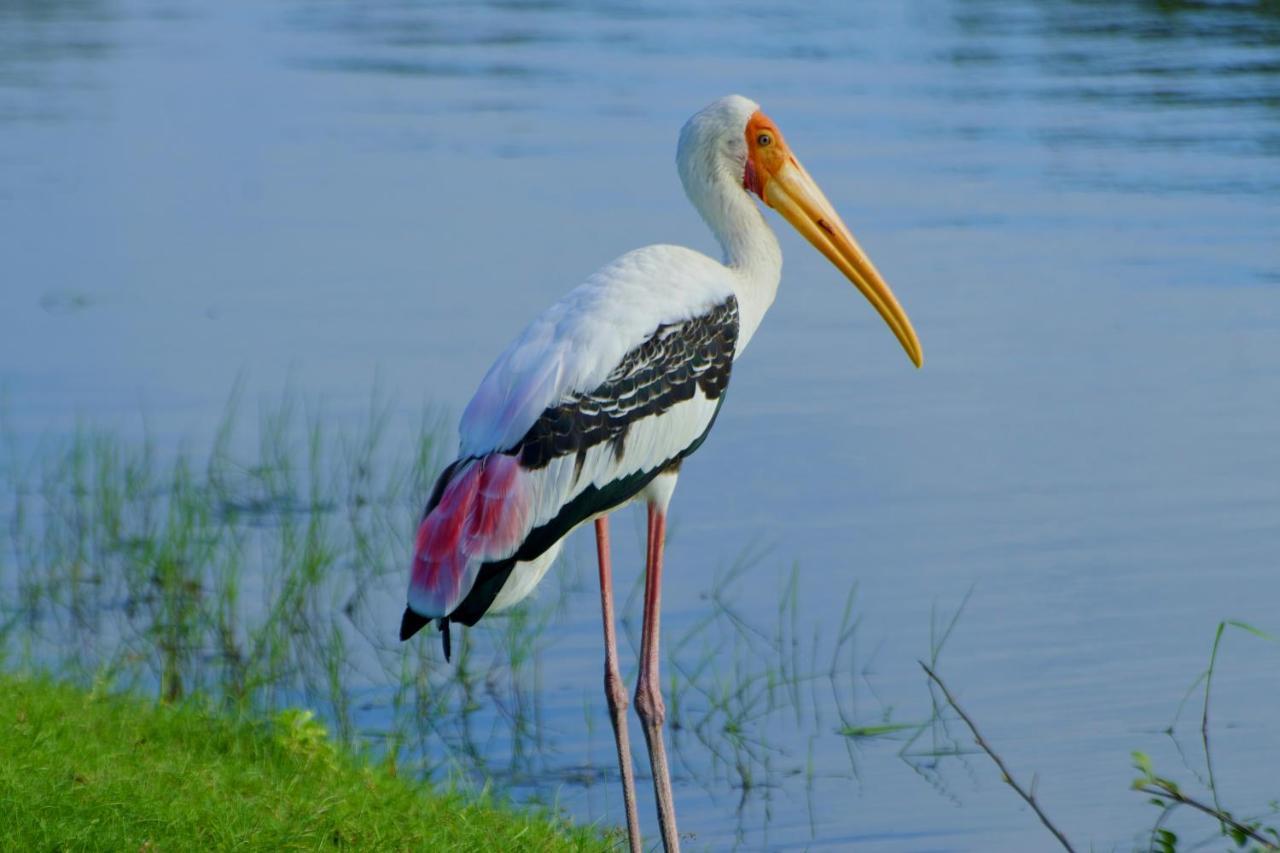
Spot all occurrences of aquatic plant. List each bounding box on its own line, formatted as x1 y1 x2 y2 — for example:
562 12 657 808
0 388 911 836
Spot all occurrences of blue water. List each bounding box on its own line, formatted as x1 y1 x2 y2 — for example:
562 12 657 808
3 1 1279 849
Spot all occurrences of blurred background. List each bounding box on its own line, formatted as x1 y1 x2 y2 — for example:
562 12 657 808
2 0 1279 849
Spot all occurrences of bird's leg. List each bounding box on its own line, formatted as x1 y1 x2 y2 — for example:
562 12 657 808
594 516 643 853
635 503 680 852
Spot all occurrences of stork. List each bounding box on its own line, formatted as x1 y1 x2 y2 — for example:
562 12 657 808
399 94 922 852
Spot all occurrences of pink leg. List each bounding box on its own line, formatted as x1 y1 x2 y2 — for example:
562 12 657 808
595 517 642 853
635 504 680 851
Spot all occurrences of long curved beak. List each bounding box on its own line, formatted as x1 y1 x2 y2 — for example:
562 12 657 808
763 157 923 368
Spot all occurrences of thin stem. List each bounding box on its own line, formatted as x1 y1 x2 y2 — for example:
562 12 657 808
1202 622 1225 829
919 662 1076 853
1134 784 1279 851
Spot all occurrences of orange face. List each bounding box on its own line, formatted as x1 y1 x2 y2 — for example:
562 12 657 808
743 110 789 199
740 109 923 368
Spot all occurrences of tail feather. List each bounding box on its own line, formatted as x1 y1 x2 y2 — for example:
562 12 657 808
405 454 531 623
399 607 430 642
397 608 452 662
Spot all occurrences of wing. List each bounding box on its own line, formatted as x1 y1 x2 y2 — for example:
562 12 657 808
458 244 737 458
407 248 739 625
504 294 737 563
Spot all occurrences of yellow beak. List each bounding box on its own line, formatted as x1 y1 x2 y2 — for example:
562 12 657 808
763 156 923 368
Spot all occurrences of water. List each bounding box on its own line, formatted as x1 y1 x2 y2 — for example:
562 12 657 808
3 0 1280 849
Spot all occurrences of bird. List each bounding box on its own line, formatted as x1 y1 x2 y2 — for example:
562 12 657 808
399 94 922 852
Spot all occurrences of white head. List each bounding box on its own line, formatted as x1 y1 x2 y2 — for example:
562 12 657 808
676 94 761 212
676 95 923 368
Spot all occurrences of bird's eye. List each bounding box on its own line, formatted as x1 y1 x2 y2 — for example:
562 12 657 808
756 132 772 147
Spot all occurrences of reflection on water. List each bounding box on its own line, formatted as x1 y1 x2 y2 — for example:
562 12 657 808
0 0 117 123
2 0 1279 849
0 403 932 848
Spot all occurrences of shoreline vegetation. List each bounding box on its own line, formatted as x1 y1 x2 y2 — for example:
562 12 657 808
2 393 1276 850
0 673 611 850
0 391 911 811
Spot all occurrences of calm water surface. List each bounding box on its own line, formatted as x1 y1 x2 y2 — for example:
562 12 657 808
3 1 1279 849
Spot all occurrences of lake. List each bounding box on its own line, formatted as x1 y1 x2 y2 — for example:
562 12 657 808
2 0 1279 849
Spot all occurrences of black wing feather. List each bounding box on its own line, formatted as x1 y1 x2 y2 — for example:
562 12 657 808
514 297 738 470
448 296 740 628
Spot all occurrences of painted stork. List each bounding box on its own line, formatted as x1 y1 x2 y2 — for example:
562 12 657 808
399 94 922 851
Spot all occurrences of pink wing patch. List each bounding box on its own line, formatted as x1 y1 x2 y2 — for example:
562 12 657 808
407 454 531 619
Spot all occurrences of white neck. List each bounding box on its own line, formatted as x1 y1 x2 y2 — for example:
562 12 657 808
677 103 782 355
696 175 782 356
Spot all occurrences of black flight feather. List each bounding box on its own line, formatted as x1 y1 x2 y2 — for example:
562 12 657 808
399 606 430 642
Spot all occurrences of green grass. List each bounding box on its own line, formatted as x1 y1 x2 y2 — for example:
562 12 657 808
0 390 919 844
0 673 612 851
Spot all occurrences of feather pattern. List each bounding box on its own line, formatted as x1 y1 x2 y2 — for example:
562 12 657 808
458 245 739 459
407 252 740 623
404 95 789 638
